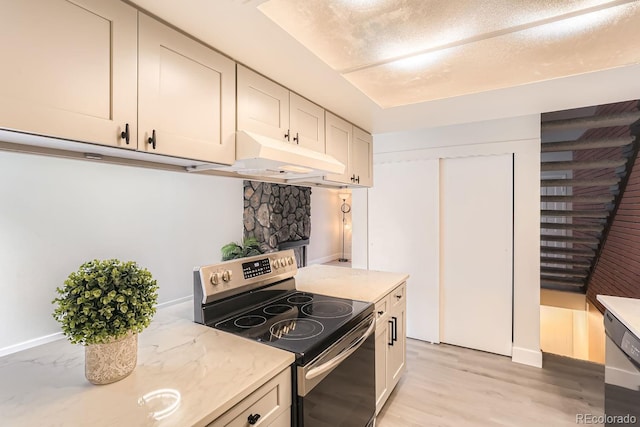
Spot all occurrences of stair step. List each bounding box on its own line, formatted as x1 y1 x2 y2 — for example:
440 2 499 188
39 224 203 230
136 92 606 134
541 282 586 292
540 246 595 256
541 159 627 171
540 223 603 232
541 178 620 187
541 235 599 245
541 266 588 277
540 276 585 286
541 111 640 132
541 136 634 152
540 257 591 268
541 195 614 203
541 209 610 218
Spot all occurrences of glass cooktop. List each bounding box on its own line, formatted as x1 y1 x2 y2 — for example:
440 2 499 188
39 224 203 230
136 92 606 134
214 291 373 364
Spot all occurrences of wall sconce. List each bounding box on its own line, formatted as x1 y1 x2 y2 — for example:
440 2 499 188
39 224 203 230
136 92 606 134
338 192 351 262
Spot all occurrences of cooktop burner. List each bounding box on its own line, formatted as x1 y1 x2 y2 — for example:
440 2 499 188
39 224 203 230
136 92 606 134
301 301 354 319
287 294 313 304
213 291 372 364
263 304 293 315
234 315 267 328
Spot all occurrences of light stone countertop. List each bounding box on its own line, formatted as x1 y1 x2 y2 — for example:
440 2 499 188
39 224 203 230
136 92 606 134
295 265 409 303
597 295 640 338
0 302 294 427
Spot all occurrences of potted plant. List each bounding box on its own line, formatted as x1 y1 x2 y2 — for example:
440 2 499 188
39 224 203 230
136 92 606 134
52 259 159 385
221 237 264 260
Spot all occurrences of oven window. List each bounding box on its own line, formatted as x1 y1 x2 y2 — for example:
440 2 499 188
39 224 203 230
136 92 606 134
297 334 375 426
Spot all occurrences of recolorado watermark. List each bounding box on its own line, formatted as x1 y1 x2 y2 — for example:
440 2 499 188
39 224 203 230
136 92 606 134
576 413 637 424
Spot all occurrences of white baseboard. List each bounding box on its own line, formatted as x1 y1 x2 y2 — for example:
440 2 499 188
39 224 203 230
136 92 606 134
511 346 543 368
307 253 342 266
0 332 64 358
157 295 192 308
0 295 194 358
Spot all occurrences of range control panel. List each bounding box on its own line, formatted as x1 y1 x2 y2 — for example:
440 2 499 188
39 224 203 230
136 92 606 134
196 249 297 304
242 258 272 279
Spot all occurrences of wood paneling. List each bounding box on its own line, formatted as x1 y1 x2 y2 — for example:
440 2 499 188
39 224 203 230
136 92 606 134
578 101 640 310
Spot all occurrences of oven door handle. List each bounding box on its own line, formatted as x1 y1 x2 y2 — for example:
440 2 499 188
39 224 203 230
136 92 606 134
305 316 375 380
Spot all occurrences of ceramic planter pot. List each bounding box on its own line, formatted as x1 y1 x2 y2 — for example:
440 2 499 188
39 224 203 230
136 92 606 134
85 332 137 385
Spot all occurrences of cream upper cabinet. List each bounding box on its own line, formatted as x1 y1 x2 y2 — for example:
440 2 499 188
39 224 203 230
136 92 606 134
237 65 290 142
289 93 325 152
237 65 325 153
324 112 352 184
0 0 137 149
138 14 236 164
352 127 373 187
324 113 373 187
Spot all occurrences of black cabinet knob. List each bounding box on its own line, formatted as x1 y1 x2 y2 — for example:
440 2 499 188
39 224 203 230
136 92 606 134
284 130 290 141
248 413 261 425
293 132 299 144
148 129 156 149
120 123 130 145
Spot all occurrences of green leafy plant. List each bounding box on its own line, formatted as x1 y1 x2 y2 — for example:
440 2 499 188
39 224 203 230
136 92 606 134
221 237 263 261
52 259 159 345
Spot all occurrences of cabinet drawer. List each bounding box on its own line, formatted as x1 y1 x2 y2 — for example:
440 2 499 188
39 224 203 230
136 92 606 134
390 283 406 308
208 368 291 427
374 297 388 324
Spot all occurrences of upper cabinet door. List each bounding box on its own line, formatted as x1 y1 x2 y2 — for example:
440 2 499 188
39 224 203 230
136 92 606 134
237 65 290 142
324 112 352 184
352 127 373 187
289 93 325 153
0 0 137 149
138 14 236 164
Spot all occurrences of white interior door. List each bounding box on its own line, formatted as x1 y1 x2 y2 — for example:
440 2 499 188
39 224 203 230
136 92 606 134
368 160 439 342
440 154 513 356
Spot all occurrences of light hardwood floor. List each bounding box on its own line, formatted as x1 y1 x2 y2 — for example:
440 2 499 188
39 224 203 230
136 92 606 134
376 339 604 427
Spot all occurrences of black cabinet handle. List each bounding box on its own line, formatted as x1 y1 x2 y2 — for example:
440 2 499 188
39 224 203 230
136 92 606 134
284 129 290 141
350 174 355 182
391 316 398 343
120 123 130 145
148 129 156 149
293 132 299 144
355 175 360 184
388 320 394 346
248 413 261 425
395 294 402 300
377 310 384 316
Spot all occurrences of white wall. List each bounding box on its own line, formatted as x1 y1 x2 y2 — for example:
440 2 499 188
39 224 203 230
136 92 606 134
0 150 244 354
0 151 341 355
307 187 341 265
354 115 542 367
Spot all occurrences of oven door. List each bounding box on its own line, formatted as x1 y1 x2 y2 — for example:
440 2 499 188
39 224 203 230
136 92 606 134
297 314 376 427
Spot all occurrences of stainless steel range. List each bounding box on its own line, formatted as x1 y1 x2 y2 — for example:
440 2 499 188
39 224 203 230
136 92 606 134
193 250 376 427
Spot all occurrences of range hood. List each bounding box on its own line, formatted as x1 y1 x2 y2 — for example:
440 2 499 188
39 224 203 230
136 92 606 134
225 130 345 179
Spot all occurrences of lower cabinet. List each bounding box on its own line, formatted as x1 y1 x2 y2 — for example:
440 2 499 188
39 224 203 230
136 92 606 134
374 282 406 415
208 367 292 427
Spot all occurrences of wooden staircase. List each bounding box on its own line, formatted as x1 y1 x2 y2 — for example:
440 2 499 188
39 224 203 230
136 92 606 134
540 102 640 292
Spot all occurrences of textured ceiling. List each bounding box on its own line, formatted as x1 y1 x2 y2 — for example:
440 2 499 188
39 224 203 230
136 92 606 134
259 0 640 107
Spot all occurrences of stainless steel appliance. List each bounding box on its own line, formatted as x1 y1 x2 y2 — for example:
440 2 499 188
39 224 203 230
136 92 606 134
603 310 640 426
194 250 376 426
